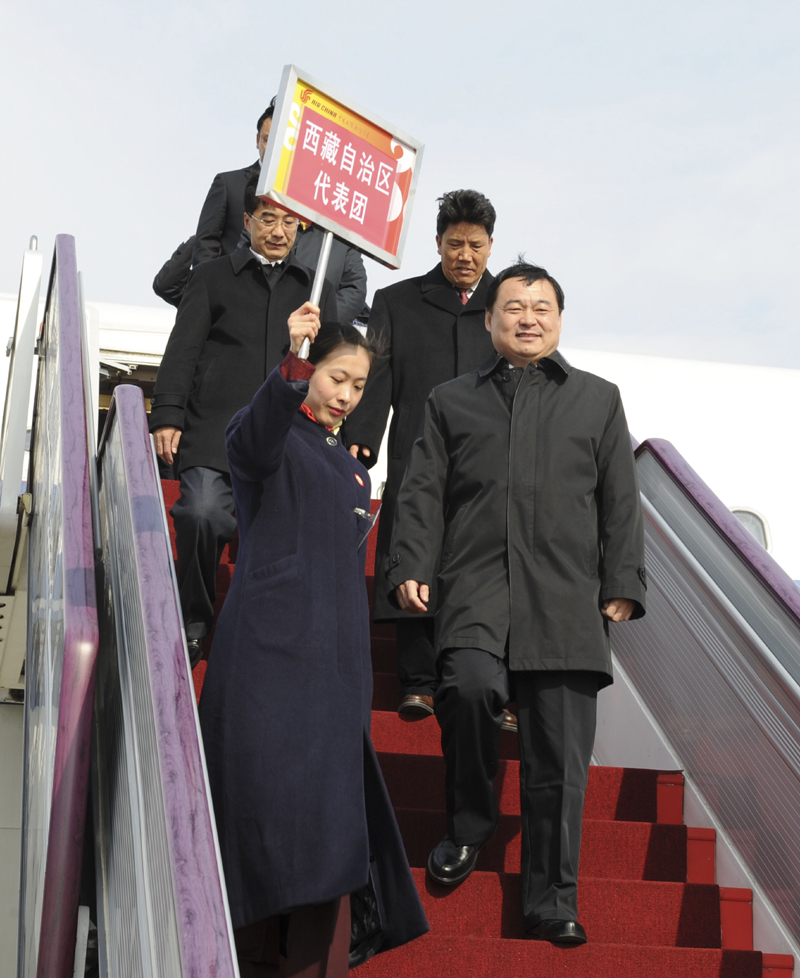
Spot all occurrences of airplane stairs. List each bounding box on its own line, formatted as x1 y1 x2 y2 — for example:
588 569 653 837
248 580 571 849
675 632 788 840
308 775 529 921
16 235 798 976
162 483 793 978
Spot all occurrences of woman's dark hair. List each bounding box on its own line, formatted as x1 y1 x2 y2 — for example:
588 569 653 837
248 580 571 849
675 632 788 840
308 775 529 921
306 322 383 366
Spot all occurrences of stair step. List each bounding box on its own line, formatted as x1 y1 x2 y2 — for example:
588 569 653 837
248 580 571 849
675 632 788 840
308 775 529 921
372 670 402 711
408 869 721 947
369 620 395 640
371 673 521 725
356 935 762 978
370 637 396 673
378 753 660 822
394 809 687 880
159 484 787 975
371 710 520 760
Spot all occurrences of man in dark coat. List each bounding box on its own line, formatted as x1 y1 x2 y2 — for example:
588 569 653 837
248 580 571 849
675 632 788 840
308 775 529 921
152 235 196 307
150 174 337 659
191 105 273 267
192 101 368 322
345 189 505 722
388 261 647 946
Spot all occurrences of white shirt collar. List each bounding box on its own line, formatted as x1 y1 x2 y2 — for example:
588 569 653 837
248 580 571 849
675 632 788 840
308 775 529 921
249 248 284 267
450 271 483 299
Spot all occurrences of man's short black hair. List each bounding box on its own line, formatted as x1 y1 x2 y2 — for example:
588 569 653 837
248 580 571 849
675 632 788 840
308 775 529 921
486 260 565 313
244 173 262 215
436 189 496 238
256 96 278 133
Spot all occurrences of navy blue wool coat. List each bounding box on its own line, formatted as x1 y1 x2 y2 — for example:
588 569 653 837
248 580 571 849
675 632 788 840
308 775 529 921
198 363 427 955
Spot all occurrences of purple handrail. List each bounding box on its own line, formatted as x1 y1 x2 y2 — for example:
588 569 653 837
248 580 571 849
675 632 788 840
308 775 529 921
102 383 237 974
635 437 800 632
35 235 100 977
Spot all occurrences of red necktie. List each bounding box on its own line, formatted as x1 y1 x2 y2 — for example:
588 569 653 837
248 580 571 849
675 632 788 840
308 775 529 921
458 289 469 305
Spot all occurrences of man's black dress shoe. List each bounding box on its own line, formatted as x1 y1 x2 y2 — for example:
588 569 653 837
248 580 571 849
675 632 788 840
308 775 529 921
186 638 203 669
501 708 517 733
427 836 488 885
398 694 435 718
526 919 587 946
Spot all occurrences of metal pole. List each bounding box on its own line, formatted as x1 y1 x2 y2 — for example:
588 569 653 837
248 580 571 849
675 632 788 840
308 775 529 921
299 229 335 359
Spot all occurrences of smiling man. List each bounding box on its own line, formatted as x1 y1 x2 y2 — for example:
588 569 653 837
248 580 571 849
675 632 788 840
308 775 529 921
345 189 510 724
150 174 336 663
386 261 647 946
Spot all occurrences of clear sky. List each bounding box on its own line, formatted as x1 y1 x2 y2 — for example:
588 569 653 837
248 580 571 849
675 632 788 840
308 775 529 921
2 0 799 368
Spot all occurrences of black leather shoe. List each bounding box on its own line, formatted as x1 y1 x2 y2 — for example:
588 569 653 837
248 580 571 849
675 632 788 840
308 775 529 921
427 835 488 885
501 708 517 733
187 638 203 669
526 919 587 946
398 694 435 718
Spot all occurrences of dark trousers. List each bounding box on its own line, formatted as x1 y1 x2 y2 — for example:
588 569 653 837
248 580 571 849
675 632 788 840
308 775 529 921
171 466 236 640
435 648 598 927
396 616 438 697
234 896 350 978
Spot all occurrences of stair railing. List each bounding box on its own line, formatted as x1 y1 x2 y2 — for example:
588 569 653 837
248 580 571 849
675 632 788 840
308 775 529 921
18 234 100 978
92 383 238 977
0 237 42 698
605 437 800 951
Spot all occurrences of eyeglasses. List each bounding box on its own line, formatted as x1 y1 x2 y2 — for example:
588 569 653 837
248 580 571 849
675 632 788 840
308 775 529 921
249 213 299 231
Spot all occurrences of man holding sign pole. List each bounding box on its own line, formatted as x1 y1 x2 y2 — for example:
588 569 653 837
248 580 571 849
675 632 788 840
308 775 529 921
150 174 336 661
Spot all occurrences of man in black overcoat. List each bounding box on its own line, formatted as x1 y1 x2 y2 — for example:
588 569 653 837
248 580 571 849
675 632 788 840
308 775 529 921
191 101 368 322
345 189 511 724
152 235 195 307
150 174 337 660
191 106 270 266
388 262 647 946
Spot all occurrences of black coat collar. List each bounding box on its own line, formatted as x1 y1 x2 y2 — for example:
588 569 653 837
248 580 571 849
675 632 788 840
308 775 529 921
419 264 494 315
478 349 572 378
229 246 312 284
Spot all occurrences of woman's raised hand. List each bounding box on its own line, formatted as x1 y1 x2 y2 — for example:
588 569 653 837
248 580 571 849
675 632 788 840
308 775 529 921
287 302 321 355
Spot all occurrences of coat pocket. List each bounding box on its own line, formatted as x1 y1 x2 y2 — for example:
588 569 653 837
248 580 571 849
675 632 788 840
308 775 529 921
240 556 307 655
248 552 298 583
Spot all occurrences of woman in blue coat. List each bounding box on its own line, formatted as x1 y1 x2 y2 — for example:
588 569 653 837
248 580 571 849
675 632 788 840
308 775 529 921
198 303 428 977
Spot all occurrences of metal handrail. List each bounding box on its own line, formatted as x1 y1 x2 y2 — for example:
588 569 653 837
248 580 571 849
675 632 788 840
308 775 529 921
93 384 238 977
636 438 800 632
606 436 800 948
0 239 41 588
18 234 99 978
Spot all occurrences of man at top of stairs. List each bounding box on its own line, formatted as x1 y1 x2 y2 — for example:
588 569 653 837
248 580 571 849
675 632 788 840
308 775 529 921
387 261 647 947
149 176 337 664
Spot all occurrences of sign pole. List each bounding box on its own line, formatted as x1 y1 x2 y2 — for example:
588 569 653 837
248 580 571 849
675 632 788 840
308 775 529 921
299 229 335 360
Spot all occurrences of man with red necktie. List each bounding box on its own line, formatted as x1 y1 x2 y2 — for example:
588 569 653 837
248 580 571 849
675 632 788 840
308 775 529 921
345 189 516 733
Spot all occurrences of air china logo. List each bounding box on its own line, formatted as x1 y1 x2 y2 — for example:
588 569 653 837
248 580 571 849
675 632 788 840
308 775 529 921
300 88 313 103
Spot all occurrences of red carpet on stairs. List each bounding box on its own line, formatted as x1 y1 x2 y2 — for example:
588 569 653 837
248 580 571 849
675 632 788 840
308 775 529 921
159 482 778 977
